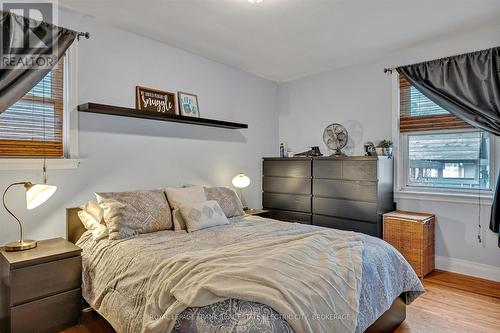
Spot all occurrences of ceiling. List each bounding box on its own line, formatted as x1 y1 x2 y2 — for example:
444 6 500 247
60 0 500 82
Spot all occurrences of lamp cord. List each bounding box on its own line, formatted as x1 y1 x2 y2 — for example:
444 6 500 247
2 182 27 243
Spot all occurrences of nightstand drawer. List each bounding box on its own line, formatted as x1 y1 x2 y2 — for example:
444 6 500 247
11 255 81 305
11 288 81 333
267 209 312 224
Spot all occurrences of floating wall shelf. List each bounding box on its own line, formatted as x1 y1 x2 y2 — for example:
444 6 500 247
78 103 248 129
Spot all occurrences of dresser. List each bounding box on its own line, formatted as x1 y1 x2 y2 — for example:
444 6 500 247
262 156 394 237
0 238 82 333
262 157 313 224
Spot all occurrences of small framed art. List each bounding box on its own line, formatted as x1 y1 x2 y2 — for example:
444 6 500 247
178 91 200 118
136 86 176 114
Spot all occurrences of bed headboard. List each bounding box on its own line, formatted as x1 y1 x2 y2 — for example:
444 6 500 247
66 207 85 244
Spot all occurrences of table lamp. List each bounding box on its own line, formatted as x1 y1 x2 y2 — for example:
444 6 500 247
3 182 57 252
232 173 250 210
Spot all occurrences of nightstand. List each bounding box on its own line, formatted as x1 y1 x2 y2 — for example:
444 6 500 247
0 238 82 333
244 208 269 217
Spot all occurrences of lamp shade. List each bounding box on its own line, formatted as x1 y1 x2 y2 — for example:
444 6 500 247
232 173 250 189
25 183 57 210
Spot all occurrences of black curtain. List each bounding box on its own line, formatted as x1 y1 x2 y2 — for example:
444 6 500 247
396 47 500 244
493 170 500 246
0 10 76 113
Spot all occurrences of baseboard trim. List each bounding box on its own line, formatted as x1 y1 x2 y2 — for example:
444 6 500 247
436 256 500 282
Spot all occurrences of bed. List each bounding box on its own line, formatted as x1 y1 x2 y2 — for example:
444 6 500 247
67 207 424 333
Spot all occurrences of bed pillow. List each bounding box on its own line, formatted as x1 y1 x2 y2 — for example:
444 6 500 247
96 190 172 240
179 200 229 232
80 199 105 224
204 186 245 218
165 186 207 231
78 210 108 241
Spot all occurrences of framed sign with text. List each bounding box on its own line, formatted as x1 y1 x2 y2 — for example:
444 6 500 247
135 86 176 114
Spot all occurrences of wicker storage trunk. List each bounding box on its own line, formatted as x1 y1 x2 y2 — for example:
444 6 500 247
383 211 435 278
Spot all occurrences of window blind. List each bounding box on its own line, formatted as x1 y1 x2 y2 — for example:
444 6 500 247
399 74 471 132
0 58 64 157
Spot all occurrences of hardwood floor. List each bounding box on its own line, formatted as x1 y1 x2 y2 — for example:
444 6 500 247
396 270 500 333
62 270 500 333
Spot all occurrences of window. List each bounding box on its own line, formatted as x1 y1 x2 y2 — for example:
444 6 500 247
399 75 492 191
0 58 64 157
407 131 490 189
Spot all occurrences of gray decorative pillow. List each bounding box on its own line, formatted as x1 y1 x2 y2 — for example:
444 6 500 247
204 186 244 218
96 190 172 240
179 200 229 232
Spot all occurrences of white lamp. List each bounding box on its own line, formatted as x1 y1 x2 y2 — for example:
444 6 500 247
232 173 251 189
232 173 250 210
3 182 57 251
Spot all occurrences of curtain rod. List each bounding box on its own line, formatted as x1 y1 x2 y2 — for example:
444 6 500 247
383 45 499 74
1 10 90 41
77 31 90 40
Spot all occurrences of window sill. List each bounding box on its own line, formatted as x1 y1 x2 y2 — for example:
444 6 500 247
395 188 493 205
0 158 81 170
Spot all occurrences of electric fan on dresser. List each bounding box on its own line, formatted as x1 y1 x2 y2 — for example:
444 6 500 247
323 123 348 156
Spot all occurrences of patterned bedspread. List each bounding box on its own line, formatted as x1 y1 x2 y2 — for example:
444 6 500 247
77 216 423 333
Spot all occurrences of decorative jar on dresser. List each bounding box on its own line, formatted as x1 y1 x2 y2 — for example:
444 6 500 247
0 238 82 333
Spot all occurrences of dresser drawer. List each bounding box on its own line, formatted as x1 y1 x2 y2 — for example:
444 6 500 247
11 288 81 333
11 255 81 305
313 179 377 202
263 160 311 178
312 197 377 222
342 160 377 180
313 215 379 236
267 209 312 224
313 160 342 179
263 176 311 195
263 193 311 212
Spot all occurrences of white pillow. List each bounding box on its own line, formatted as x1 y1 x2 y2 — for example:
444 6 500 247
165 186 207 231
179 200 229 232
78 210 109 241
80 199 105 224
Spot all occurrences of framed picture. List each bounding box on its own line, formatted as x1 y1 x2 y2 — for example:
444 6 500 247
136 86 176 114
178 91 200 118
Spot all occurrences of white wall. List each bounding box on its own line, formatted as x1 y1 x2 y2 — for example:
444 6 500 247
279 22 500 280
0 9 278 245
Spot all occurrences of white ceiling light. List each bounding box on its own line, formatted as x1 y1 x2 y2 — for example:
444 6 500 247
248 0 263 4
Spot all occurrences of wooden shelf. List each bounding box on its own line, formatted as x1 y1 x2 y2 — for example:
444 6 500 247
78 103 248 129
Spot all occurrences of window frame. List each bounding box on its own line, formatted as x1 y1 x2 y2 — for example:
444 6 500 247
0 43 80 170
399 128 495 195
392 72 496 201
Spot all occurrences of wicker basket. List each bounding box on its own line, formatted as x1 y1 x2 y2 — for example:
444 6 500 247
383 211 435 278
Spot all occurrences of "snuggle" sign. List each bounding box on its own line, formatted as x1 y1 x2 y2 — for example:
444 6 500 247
135 86 176 114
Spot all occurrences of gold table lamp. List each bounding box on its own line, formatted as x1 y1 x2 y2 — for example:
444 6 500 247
3 182 57 252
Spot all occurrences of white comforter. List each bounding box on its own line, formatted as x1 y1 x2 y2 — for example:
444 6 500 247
142 230 363 333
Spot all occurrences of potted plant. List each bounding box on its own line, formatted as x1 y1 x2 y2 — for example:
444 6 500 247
377 140 393 158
